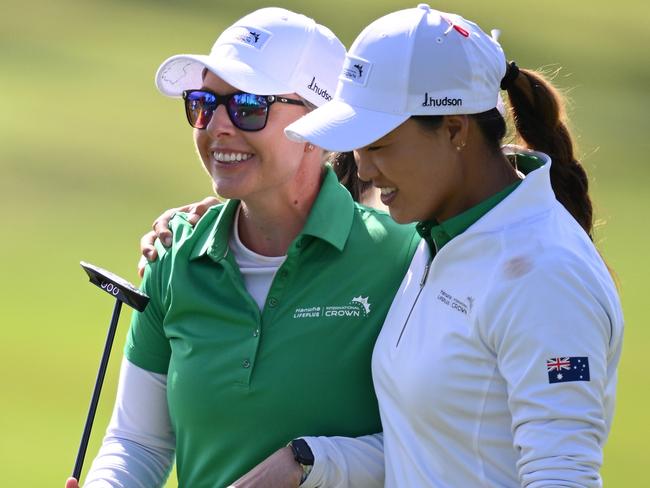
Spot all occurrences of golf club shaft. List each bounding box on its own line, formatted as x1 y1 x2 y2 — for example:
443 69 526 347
73 299 123 480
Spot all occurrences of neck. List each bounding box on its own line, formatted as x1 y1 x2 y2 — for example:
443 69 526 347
470 149 521 202
438 146 520 222
237 164 324 256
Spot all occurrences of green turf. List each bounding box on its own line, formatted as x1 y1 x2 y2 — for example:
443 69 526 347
2 0 647 486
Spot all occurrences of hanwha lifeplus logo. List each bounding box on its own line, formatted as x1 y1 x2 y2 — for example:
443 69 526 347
436 289 473 315
293 296 372 319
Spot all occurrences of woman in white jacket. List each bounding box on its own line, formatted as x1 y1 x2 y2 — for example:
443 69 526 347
228 4 623 487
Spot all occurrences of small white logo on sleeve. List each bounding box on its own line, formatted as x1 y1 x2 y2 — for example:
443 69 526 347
341 56 372 86
225 26 272 50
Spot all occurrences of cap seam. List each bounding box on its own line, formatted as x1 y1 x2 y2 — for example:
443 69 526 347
292 17 318 97
404 8 428 114
456 19 481 111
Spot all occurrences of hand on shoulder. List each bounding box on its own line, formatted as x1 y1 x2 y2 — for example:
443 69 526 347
138 196 220 277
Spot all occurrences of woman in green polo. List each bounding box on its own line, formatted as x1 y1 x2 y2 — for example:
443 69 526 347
67 7 417 488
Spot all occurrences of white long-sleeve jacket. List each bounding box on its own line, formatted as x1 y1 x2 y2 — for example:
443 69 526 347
303 151 623 487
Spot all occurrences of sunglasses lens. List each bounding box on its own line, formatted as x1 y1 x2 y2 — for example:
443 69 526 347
228 93 269 131
184 91 216 129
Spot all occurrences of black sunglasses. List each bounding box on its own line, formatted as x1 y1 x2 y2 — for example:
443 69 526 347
182 89 305 132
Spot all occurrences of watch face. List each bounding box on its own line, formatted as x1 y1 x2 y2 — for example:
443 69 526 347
291 439 315 465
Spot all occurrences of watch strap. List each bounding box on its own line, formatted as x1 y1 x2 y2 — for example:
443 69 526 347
289 439 314 485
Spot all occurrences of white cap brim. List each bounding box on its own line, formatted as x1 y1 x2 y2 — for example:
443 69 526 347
155 53 292 98
285 100 408 152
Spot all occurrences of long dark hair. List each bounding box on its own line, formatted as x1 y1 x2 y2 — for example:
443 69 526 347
329 151 373 203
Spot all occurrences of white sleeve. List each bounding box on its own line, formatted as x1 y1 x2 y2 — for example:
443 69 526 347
481 257 622 488
83 358 176 488
299 433 384 488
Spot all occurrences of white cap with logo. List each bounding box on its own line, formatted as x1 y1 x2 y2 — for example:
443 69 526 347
285 4 507 151
155 7 345 107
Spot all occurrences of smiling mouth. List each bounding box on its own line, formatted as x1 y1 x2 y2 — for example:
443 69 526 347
212 151 254 164
379 187 397 205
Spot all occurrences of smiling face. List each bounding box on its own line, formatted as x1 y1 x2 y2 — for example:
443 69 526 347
354 117 468 224
193 71 311 203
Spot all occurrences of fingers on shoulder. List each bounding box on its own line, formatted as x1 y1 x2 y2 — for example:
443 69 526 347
187 196 220 224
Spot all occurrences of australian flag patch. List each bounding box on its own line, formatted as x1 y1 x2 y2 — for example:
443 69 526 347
547 357 590 384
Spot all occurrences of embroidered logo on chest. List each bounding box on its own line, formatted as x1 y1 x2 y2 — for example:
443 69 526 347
293 296 371 319
437 289 473 315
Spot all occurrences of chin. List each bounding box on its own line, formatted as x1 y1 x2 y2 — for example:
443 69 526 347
210 175 250 201
211 182 238 201
387 207 418 225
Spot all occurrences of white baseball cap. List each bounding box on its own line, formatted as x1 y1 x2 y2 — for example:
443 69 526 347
155 7 345 107
285 4 507 151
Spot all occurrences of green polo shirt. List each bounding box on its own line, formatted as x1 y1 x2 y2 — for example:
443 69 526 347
125 167 419 487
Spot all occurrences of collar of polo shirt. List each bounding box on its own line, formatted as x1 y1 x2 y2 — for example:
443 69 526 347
191 166 355 261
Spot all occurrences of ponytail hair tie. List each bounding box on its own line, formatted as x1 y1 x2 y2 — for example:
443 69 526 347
500 61 520 90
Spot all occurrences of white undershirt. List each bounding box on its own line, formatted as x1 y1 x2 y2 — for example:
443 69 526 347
228 205 286 310
83 204 287 486
83 360 174 487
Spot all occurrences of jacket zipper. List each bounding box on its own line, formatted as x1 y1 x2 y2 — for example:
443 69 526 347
395 242 436 347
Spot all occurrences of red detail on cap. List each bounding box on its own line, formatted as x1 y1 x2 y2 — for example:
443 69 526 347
441 16 471 38
453 24 470 37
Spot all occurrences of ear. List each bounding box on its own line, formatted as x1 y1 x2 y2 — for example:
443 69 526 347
442 115 469 148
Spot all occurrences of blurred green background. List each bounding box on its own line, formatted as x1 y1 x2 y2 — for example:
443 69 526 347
1 0 647 486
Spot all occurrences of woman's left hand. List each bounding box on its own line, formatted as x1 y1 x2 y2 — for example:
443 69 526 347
227 446 303 488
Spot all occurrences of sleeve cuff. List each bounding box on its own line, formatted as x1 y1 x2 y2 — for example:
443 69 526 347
298 437 327 488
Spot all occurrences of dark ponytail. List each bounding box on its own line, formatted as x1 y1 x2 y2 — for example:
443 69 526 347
505 66 594 238
329 151 373 203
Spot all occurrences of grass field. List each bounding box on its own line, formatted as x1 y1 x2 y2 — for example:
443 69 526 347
1 0 648 486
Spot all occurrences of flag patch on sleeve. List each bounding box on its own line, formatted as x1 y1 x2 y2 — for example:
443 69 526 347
547 357 590 384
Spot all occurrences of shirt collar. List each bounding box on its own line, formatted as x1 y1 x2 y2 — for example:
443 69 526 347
299 165 355 252
192 165 355 262
416 150 545 253
191 198 239 261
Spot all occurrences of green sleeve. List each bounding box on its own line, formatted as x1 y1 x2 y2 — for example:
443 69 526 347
124 241 171 374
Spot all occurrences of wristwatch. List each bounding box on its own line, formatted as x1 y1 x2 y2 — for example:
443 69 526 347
289 438 314 485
